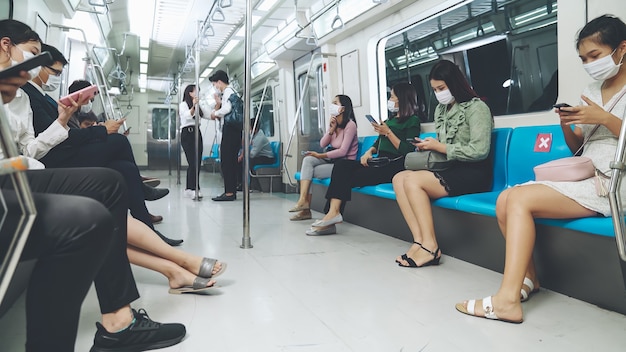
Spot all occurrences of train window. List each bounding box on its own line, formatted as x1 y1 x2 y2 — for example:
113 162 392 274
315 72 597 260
0 0 13 19
251 86 275 137
381 0 558 120
297 64 325 138
151 108 177 140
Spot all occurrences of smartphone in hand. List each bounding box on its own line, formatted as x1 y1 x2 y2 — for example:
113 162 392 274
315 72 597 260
59 85 99 106
553 103 571 110
0 51 53 80
365 114 379 124
406 138 422 144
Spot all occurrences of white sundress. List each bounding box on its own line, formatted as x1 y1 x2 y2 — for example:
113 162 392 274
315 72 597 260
527 82 626 217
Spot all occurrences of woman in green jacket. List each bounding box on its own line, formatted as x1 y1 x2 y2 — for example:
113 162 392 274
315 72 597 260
394 59 494 267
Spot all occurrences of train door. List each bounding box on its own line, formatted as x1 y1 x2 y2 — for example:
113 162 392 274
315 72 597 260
293 52 325 173
147 104 179 170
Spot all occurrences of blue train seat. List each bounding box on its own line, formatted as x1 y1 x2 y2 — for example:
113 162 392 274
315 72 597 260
250 141 281 193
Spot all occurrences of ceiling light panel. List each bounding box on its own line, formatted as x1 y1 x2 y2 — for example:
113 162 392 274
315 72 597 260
153 0 195 47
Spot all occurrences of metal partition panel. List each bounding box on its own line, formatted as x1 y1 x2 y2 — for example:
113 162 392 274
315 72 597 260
0 107 37 306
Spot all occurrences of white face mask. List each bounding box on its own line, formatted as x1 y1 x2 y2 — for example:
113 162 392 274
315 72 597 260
42 74 62 92
10 48 41 79
435 89 455 105
80 101 93 113
329 103 342 117
583 48 624 81
387 99 399 113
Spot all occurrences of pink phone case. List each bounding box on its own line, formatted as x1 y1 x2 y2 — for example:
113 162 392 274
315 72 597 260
59 85 98 106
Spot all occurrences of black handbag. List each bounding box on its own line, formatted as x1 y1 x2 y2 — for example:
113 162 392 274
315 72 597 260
368 156 403 167
404 151 451 171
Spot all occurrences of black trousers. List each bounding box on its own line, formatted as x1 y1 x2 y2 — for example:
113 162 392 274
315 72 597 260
40 133 154 230
180 126 203 190
325 157 406 202
0 168 139 352
221 126 242 194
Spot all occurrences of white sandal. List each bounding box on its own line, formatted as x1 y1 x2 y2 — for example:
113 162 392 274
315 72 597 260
455 296 523 324
520 277 539 302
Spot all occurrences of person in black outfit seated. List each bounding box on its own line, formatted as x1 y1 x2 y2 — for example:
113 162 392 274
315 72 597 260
0 70 185 351
209 70 241 201
76 109 99 128
68 79 166 224
21 44 182 246
306 83 421 235
237 118 275 191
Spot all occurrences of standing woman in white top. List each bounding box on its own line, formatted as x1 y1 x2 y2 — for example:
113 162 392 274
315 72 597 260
179 84 204 199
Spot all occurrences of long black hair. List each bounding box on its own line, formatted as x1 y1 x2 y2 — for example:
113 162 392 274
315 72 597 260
577 14 626 50
428 60 478 104
392 82 418 122
335 94 356 129
183 84 196 109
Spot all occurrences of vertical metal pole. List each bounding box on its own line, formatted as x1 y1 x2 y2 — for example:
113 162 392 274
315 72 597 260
194 21 202 201
176 75 183 185
167 98 172 175
608 118 626 261
241 0 253 249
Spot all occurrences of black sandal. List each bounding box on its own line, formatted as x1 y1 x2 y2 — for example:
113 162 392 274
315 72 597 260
398 244 441 268
395 241 421 264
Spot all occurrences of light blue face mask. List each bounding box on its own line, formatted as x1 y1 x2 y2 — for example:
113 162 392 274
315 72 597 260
329 103 342 117
10 48 41 79
42 74 62 92
387 99 399 113
583 48 624 81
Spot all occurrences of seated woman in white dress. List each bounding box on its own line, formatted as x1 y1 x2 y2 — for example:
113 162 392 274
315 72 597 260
456 14 626 323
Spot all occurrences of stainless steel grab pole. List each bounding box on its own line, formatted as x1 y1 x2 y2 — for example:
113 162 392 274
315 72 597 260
608 117 626 261
241 0 253 249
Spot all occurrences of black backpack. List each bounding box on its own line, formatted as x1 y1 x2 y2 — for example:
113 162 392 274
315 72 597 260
224 91 243 130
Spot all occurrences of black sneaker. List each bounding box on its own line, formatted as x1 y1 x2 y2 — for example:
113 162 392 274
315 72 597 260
90 308 186 352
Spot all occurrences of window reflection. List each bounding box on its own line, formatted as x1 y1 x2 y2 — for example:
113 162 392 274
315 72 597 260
382 0 558 120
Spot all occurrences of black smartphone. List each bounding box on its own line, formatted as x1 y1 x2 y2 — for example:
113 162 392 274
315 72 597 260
0 51 53 80
365 114 379 124
553 103 571 110
406 138 422 143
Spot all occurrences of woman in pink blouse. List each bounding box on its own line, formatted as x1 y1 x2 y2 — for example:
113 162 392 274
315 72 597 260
289 95 358 220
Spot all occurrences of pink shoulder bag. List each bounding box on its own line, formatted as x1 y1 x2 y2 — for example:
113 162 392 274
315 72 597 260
533 88 626 196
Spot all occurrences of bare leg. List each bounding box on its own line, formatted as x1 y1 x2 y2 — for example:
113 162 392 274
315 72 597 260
127 246 215 289
296 179 312 207
393 171 424 259
496 189 540 292
318 198 342 221
126 217 222 276
460 184 596 321
394 171 448 266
